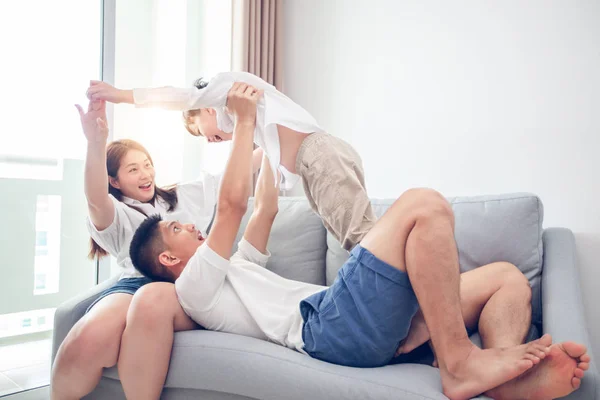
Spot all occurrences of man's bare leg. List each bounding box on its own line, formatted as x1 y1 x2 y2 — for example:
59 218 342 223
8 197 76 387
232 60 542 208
360 188 548 400
118 283 198 400
397 262 536 356
477 264 532 349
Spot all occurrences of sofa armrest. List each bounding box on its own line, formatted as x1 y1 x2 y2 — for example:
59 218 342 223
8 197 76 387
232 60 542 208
542 228 598 400
51 275 120 364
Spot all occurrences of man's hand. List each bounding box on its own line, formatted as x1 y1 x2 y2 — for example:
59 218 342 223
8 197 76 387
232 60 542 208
86 80 133 104
226 82 263 126
75 100 109 144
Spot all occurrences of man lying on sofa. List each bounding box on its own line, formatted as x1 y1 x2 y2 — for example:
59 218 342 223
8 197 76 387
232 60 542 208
129 83 591 400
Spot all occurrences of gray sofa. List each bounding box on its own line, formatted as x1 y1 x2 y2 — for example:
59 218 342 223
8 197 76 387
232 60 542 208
52 194 599 400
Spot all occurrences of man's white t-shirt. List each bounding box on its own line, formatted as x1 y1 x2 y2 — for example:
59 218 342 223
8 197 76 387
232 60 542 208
175 239 327 352
87 173 220 279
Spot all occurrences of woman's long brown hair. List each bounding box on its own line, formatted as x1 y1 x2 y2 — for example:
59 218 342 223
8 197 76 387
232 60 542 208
88 139 178 259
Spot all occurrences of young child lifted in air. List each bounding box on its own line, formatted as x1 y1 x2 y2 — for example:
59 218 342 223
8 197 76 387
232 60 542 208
86 72 375 251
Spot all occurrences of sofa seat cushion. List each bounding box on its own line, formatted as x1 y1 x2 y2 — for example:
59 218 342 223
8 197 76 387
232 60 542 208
104 330 453 400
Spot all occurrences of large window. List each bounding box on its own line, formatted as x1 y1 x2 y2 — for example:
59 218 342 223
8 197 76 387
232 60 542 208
0 1 101 164
0 1 101 395
0 1 234 395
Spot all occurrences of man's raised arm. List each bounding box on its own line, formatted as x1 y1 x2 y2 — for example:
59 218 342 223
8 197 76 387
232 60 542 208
205 83 263 259
243 154 280 254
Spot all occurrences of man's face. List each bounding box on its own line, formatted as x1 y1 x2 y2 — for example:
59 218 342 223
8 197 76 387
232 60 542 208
159 221 205 271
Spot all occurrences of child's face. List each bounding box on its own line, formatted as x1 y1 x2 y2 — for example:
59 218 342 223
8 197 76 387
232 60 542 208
190 109 232 143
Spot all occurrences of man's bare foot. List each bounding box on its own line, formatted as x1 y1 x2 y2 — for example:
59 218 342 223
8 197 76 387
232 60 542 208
440 334 552 400
395 309 430 356
485 341 591 400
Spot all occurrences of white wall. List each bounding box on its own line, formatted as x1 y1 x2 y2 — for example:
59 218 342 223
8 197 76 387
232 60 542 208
283 0 600 356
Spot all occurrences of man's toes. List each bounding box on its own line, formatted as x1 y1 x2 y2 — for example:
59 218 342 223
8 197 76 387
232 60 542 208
562 342 587 358
517 359 534 370
538 334 552 347
535 350 546 359
530 345 547 359
523 353 540 364
574 368 585 379
578 362 589 371
528 349 546 360
572 377 581 390
532 342 551 354
580 353 591 363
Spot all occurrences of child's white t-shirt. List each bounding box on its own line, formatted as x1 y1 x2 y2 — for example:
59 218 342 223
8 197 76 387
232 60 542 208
87 173 221 279
132 71 324 189
175 238 327 352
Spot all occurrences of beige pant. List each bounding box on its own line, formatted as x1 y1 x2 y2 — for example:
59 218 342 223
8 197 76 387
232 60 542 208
296 133 377 251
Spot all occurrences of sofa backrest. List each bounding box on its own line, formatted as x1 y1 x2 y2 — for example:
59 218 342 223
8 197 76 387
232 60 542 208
234 198 328 285
235 193 544 326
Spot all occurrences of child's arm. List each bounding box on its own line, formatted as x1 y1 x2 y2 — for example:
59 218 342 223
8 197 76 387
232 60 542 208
86 76 232 111
86 81 134 104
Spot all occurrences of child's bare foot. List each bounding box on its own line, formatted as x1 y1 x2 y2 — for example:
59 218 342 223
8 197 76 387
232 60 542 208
485 341 591 400
441 334 552 400
395 309 430 356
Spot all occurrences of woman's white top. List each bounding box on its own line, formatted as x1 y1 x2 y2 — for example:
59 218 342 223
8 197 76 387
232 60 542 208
86 173 220 279
132 71 324 189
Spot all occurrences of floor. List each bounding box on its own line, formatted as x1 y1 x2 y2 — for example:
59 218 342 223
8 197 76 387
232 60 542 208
0 339 51 398
0 387 48 400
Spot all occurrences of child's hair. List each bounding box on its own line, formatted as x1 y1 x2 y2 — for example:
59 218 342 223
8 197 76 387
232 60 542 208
182 77 209 137
88 139 178 260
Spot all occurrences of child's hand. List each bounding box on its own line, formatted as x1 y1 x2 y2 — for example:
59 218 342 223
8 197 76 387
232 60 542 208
226 82 263 126
86 80 132 104
75 100 109 144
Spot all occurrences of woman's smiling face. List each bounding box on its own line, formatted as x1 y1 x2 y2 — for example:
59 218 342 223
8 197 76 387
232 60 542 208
109 149 156 202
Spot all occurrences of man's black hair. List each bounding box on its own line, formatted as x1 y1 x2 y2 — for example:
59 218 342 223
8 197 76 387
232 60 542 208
129 214 175 283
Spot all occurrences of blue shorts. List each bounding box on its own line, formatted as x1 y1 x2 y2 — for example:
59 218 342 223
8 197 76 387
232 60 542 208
300 245 419 368
86 277 152 314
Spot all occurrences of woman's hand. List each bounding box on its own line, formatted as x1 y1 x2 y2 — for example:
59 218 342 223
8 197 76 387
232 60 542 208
75 100 109 144
86 80 133 104
226 82 263 126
